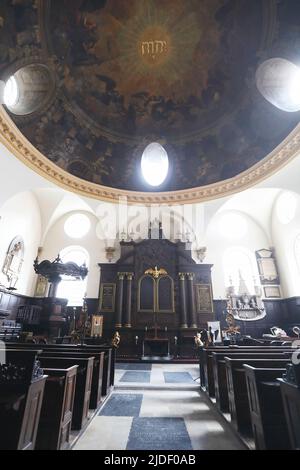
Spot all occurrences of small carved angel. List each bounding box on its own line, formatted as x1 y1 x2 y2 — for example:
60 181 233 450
112 331 121 348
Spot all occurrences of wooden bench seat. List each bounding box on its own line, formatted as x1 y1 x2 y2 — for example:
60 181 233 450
212 351 292 412
201 347 293 397
279 378 300 450
39 351 104 409
5 343 114 398
244 365 290 450
225 358 291 434
35 366 78 450
0 349 47 450
39 356 94 431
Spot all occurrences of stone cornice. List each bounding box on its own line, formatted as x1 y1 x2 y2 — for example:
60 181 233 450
0 106 300 205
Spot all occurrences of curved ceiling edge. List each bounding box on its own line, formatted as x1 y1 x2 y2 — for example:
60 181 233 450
0 106 300 206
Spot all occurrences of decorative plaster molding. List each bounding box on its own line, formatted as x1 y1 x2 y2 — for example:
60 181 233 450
1 106 300 206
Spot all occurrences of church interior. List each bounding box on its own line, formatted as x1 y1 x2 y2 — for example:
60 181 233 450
1 0 300 452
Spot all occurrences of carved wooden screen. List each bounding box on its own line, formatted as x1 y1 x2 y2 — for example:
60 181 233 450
157 275 174 313
138 275 155 312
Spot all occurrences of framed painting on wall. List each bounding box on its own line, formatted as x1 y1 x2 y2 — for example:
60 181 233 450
91 315 103 337
34 274 48 297
207 321 222 344
195 284 213 313
263 286 281 298
99 283 116 312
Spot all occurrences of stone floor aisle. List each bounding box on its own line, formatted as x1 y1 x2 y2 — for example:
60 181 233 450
74 363 245 451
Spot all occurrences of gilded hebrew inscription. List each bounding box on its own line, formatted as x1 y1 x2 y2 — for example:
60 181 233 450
141 40 167 59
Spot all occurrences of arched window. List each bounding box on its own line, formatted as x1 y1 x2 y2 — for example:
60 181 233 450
294 234 300 276
223 248 258 294
56 246 89 306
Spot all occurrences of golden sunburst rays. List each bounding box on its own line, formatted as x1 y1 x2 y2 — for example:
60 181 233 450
104 0 205 101
75 0 223 105
116 2 201 97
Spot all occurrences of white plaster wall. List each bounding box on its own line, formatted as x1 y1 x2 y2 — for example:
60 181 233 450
271 190 300 297
0 191 41 295
205 210 269 298
1 138 300 301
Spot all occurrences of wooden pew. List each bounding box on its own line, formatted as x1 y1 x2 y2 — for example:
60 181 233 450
202 347 292 397
279 378 300 450
5 343 114 398
39 356 94 431
225 358 291 434
212 351 292 412
0 349 47 450
35 366 78 450
244 365 291 450
39 346 110 399
38 351 104 409
52 345 115 391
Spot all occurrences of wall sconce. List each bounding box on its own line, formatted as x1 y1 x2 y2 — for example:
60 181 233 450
135 335 139 345
174 336 178 346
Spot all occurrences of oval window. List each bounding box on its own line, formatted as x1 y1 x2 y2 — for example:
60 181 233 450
3 76 19 107
64 214 91 239
256 58 300 112
141 142 169 187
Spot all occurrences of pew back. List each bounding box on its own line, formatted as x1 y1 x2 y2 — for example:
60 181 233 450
35 366 78 450
39 356 94 431
244 365 290 450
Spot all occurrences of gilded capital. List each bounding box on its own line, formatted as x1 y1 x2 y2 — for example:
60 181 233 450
187 272 195 281
126 273 134 281
117 272 125 281
179 272 186 281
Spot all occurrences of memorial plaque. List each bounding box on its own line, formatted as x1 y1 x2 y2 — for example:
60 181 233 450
195 284 213 313
99 283 116 312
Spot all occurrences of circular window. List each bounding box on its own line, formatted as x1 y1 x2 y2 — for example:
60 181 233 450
64 214 91 239
276 191 297 225
219 213 248 240
141 142 169 187
3 76 19 107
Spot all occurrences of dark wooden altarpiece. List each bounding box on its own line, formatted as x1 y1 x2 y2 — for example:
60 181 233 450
98 230 214 358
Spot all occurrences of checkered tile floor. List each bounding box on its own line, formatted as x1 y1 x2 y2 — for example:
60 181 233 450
74 364 245 450
115 363 198 388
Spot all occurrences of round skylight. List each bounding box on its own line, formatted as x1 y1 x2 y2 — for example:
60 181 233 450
3 76 19 107
141 142 169 187
219 213 248 240
276 191 297 225
256 58 300 112
64 214 91 239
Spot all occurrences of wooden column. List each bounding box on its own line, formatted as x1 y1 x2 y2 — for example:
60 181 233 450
124 273 134 328
179 273 188 329
187 272 197 328
115 272 125 328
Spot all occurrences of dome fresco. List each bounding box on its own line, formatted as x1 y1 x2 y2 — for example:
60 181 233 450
0 0 300 193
